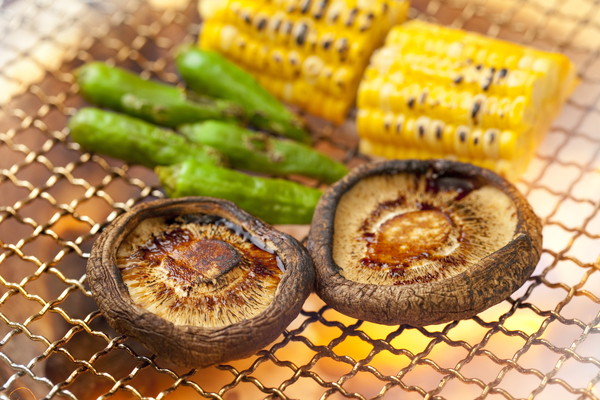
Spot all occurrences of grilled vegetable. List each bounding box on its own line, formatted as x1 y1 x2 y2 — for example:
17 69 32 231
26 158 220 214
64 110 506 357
88 197 314 367
356 20 577 179
197 0 409 124
175 47 311 143
179 121 348 183
76 62 244 127
156 159 323 225
307 159 543 326
68 108 224 168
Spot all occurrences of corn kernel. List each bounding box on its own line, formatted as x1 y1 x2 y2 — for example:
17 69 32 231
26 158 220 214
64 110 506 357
199 0 409 123
356 20 576 180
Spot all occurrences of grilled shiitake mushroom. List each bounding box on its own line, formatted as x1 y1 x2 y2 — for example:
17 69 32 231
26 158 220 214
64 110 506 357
307 160 542 326
87 197 313 367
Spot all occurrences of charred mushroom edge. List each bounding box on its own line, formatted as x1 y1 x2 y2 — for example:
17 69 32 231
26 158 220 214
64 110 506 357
87 196 314 367
307 159 543 326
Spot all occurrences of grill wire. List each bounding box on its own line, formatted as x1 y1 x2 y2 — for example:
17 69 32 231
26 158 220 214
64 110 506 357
1 0 599 398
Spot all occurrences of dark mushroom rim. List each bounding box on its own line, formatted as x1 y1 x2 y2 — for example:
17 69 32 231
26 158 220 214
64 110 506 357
307 159 543 326
87 196 314 368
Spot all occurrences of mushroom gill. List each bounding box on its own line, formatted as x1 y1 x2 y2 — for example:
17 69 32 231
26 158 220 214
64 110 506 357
117 216 282 328
332 172 519 286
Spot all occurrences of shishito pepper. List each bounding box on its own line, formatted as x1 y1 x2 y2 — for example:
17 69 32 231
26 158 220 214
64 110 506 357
175 47 311 144
68 108 223 168
179 121 348 183
75 62 245 128
156 159 322 225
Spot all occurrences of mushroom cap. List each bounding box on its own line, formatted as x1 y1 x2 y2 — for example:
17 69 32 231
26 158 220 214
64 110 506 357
307 159 542 326
87 197 314 367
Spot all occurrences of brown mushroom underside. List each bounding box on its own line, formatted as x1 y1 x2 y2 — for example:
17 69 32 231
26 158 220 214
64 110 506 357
307 160 542 326
87 197 314 367
117 216 283 328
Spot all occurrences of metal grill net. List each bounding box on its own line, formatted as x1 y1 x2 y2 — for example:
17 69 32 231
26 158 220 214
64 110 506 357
0 0 599 398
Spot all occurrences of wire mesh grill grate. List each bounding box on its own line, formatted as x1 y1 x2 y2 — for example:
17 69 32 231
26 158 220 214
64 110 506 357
0 0 599 399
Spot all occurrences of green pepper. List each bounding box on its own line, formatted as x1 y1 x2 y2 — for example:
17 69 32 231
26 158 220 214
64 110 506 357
179 121 347 183
156 159 322 225
68 108 224 168
75 62 245 127
175 47 311 144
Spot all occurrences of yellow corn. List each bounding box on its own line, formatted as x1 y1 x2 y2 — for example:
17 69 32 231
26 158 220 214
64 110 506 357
357 20 577 180
199 0 409 124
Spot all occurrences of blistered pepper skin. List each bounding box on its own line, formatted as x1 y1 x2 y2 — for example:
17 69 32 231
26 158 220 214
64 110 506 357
68 108 223 168
156 159 322 225
76 62 244 127
175 47 311 144
179 121 347 183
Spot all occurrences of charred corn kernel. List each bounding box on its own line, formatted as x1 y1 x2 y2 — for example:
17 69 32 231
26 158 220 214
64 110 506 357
370 50 546 108
387 20 577 103
199 0 409 123
359 111 531 166
357 20 577 180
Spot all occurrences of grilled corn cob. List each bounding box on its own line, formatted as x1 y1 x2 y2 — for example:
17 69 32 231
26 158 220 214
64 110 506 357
357 20 577 179
199 0 409 124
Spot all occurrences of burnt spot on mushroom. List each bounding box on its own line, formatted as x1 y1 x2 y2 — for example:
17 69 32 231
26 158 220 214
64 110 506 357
424 169 486 201
358 204 460 279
